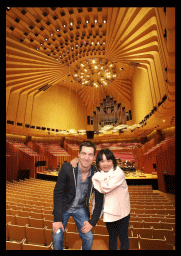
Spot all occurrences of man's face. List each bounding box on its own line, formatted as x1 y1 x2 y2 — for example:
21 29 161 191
78 146 95 170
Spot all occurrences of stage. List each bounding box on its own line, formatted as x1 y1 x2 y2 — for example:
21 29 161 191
36 171 158 190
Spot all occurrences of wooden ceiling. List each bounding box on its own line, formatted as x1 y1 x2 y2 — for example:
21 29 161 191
6 7 175 137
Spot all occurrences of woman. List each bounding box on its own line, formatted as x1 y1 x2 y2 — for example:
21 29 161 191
92 149 130 250
71 148 130 250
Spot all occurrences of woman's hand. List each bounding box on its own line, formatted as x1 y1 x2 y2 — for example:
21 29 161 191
70 157 79 168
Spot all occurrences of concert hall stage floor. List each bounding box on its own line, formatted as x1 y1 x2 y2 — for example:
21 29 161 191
37 172 158 190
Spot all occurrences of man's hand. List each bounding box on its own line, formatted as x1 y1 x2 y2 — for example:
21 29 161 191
70 157 79 168
52 222 64 234
81 221 93 233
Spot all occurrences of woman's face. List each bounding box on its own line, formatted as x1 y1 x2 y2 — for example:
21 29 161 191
99 154 113 172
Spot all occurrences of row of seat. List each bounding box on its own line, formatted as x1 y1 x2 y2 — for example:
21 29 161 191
128 185 153 190
6 239 53 250
6 210 175 232
6 204 52 214
64 231 174 250
6 180 175 249
6 223 53 250
6 212 175 241
6 203 175 226
6 197 53 208
7 194 172 207
6 222 174 250
6 215 52 229
6 210 53 221
93 224 174 244
7 201 175 217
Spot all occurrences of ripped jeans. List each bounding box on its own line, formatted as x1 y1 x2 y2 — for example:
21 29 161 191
52 207 93 250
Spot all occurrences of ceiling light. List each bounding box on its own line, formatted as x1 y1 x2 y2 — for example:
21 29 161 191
72 58 117 87
86 20 89 24
94 19 98 23
103 19 107 23
70 22 73 26
56 28 60 32
50 33 54 36
45 38 48 41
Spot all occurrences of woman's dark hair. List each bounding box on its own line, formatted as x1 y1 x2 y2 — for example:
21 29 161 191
96 148 117 171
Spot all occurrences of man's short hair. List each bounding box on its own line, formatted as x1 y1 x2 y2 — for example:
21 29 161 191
79 141 97 155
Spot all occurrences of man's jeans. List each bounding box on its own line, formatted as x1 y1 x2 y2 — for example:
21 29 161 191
52 207 93 250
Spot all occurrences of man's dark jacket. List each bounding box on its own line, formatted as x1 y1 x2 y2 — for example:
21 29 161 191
53 162 104 227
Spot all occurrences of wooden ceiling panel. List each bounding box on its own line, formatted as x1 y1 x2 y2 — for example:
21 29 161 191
6 7 175 136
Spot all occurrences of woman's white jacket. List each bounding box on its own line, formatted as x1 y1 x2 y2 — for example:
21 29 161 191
92 166 130 220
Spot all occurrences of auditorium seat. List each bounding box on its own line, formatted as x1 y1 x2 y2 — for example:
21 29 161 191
44 219 53 229
10 209 20 216
7 223 26 242
93 224 108 235
65 232 82 250
16 216 29 226
22 239 52 250
132 227 154 239
6 239 24 250
66 222 77 232
44 228 53 246
92 239 108 250
161 222 175 233
43 208 53 215
25 226 46 245
30 211 43 219
143 221 162 229
93 233 109 248
153 228 174 244
29 217 44 228
6 215 16 224
20 210 31 217
139 235 173 250
129 221 144 229
129 235 140 250
43 213 53 221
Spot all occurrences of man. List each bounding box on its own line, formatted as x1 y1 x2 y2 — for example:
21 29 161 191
52 141 104 250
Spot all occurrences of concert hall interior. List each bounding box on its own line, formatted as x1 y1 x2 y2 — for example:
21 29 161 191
6 7 175 250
